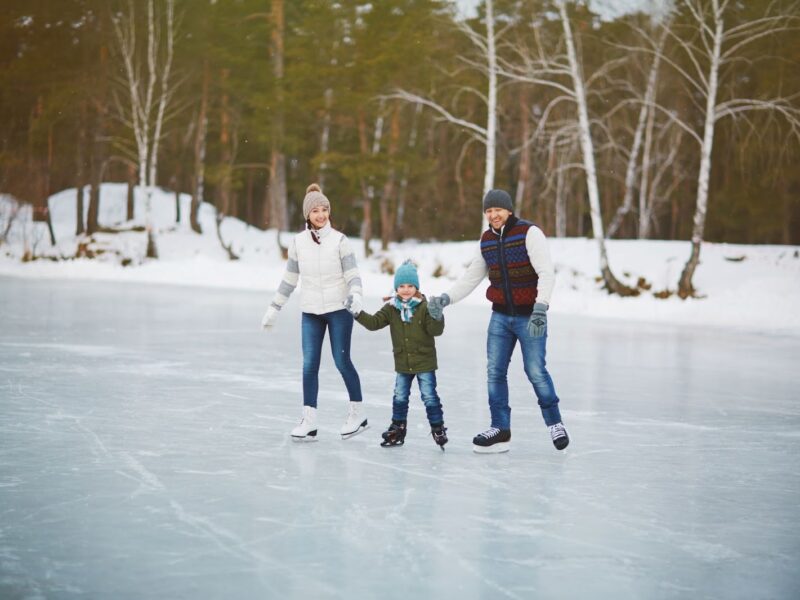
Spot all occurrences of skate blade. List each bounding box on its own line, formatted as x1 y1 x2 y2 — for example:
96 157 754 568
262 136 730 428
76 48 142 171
380 441 404 448
341 420 369 440
472 442 509 454
291 431 318 442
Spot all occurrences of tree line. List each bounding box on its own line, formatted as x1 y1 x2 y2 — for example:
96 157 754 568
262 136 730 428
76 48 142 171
1 0 798 295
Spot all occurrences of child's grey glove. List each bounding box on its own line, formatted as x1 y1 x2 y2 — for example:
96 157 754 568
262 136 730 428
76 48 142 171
527 302 548 337
427 294 450 321
343 293 362 316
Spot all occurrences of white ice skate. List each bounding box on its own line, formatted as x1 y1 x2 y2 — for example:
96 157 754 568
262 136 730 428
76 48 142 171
340 401 368 439
291 406 318 442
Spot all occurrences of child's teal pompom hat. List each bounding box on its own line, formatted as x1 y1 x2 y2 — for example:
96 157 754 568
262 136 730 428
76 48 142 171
394 260 420 290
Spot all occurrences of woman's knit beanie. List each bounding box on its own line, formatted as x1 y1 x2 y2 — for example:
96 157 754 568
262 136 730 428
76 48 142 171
302 183 330 220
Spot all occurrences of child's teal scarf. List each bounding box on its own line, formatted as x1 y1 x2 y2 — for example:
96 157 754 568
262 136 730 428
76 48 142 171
392 294 422 323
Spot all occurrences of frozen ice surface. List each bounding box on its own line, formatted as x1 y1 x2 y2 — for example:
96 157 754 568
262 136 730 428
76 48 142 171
1 277 799 599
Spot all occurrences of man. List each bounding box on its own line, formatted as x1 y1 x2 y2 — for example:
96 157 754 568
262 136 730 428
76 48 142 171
427 189 569 453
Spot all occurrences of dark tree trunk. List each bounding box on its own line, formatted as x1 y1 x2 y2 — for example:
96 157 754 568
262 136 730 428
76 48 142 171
380 106 400 250
127 163 136 221
246 169 255 227
357 111 373 257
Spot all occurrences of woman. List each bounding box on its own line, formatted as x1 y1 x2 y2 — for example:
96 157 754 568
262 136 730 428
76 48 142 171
262 183 367 441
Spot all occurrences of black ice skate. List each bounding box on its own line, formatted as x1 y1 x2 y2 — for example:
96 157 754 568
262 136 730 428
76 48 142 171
430 423 448 451
548 422 569 450
472 427 511 454
380 420 407 448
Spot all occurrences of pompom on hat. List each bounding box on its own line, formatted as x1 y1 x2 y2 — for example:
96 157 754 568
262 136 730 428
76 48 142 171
302 183 331 220
394 260 420 290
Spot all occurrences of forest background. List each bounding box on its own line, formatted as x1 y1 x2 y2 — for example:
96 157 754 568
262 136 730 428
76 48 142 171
1 0 799 297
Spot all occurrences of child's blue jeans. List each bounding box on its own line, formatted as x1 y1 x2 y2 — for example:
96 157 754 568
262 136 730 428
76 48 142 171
392 371 444 425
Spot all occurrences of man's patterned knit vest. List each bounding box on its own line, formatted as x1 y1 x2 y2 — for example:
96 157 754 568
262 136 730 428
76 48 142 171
480 215 539 315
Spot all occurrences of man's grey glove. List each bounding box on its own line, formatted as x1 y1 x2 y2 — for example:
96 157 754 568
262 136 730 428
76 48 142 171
527 302 548 338
427 293 450 321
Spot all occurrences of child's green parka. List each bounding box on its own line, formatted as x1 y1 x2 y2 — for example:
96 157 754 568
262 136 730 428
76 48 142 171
355 298 444 374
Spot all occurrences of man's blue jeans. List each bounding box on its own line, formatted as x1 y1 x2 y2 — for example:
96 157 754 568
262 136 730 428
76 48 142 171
486 311 562 429
392 371 444 425
301 310 362 407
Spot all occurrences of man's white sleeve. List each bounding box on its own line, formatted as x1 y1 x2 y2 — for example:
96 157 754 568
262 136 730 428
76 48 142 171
526 226 555 305
445 243 488 305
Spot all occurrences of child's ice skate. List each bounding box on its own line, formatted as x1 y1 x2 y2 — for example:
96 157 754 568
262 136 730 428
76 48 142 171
380 420 407 448
430 423 448 451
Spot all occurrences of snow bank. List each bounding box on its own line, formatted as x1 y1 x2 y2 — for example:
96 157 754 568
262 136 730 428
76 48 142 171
1 184 798 335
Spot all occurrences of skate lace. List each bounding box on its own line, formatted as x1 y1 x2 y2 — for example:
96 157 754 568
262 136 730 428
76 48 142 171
549 423 566 439
478 427 501 440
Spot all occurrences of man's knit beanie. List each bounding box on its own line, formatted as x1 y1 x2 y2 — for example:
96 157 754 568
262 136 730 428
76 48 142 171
482 189 513 212
394 260 420 290
302 183 330 220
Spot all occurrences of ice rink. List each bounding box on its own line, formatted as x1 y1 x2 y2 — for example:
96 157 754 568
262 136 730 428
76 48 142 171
1 277 799 599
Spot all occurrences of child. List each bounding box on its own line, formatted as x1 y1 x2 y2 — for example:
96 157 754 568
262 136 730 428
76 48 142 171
348 260 448 450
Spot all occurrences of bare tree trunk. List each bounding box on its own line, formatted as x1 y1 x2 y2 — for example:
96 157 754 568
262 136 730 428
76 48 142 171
483 0 497 203
396 102 422 241
127 163 136 221
559 0 635 295
638 89 657 239
190 60 209 234
75 100 87 236
318 86 333 188
515 88 531 217
269 0 289 246
218 68 233 217
555 158 567 237
75 185 86 237
246 169 255 226
357 111 375 257
379 106 400 250
147 0 175 192
607 25 667 239
678 5 723 298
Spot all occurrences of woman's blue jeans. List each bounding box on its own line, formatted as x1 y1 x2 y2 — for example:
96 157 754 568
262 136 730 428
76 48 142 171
392 371 444 425
301 310 362 407
486 311 562 430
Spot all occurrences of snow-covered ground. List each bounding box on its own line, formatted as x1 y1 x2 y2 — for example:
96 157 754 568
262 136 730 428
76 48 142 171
2 277 799 599
1 183 799 336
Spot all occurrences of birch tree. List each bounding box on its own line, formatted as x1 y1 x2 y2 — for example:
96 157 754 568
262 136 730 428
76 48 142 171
112 0 178 258
653 0 800 296
500 1 635 294
606 18 670 239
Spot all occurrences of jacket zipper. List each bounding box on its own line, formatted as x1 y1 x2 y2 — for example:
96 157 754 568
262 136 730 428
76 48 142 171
497 229 516 316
